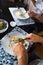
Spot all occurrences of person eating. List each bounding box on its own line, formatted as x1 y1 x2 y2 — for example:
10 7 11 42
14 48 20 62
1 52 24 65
24 0 43 23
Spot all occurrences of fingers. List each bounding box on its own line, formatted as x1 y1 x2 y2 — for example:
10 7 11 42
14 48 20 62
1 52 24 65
13 42 23 49
13 42 26 56
13 42 25 51
24 33 32 39
24 33 34 42
27 11 30 14
13 42 22 55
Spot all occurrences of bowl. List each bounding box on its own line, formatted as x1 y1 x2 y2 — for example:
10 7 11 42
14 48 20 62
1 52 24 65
0 19 8 33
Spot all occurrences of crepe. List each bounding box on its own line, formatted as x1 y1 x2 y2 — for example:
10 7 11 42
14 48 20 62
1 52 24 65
15 11 23 16
8 36 27 47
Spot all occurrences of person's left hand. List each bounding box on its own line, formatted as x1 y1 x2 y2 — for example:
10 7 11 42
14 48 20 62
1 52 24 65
13 42 28 59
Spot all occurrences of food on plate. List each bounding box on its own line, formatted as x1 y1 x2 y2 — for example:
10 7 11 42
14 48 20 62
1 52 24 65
8 36 27 48
9 36 20 47
11 36 20 41
15 11 23 16
18 38 25 43
9 41 14 47
0 20 6 30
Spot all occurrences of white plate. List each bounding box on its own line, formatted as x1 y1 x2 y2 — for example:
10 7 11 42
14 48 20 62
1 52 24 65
13 8 29 19
9 8 29 20
0 19 8 33
1 27 30 55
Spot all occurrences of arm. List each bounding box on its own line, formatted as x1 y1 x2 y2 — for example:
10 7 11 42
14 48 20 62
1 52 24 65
34 13 43 23
28 11 43 23
30 0 43 22
13 42 28 65
24 33 43 44
18 52 28 65
38 36 43 44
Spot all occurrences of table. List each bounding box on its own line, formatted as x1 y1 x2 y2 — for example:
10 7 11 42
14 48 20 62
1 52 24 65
0 42 18 65
9 8 35 26
0 8 43 65
0 8 37 39
0 8 35 65
0 8 18 65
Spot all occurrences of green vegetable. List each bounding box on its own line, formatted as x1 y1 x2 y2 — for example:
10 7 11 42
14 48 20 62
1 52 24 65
18 38 25 44
23 43 27 47
18 38 27 47
0 21 6 30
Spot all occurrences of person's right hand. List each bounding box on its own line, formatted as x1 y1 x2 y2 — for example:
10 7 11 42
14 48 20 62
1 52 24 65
24 33 43 43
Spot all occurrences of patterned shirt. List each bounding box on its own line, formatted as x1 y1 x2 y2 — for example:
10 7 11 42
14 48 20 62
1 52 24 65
34 0 43 14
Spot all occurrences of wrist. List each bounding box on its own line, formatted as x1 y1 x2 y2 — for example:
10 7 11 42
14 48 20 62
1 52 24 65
17 54 23 60
34 14 40 19
18 53 28 65
18 53 28 60
38 37 43 44
33 13 37 18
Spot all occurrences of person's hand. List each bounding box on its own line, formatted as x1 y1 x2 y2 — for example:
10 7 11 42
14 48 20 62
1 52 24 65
27 11 43 23
13 42 28 65
13 42 28 59
24 33 42 43
27 11 36 17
